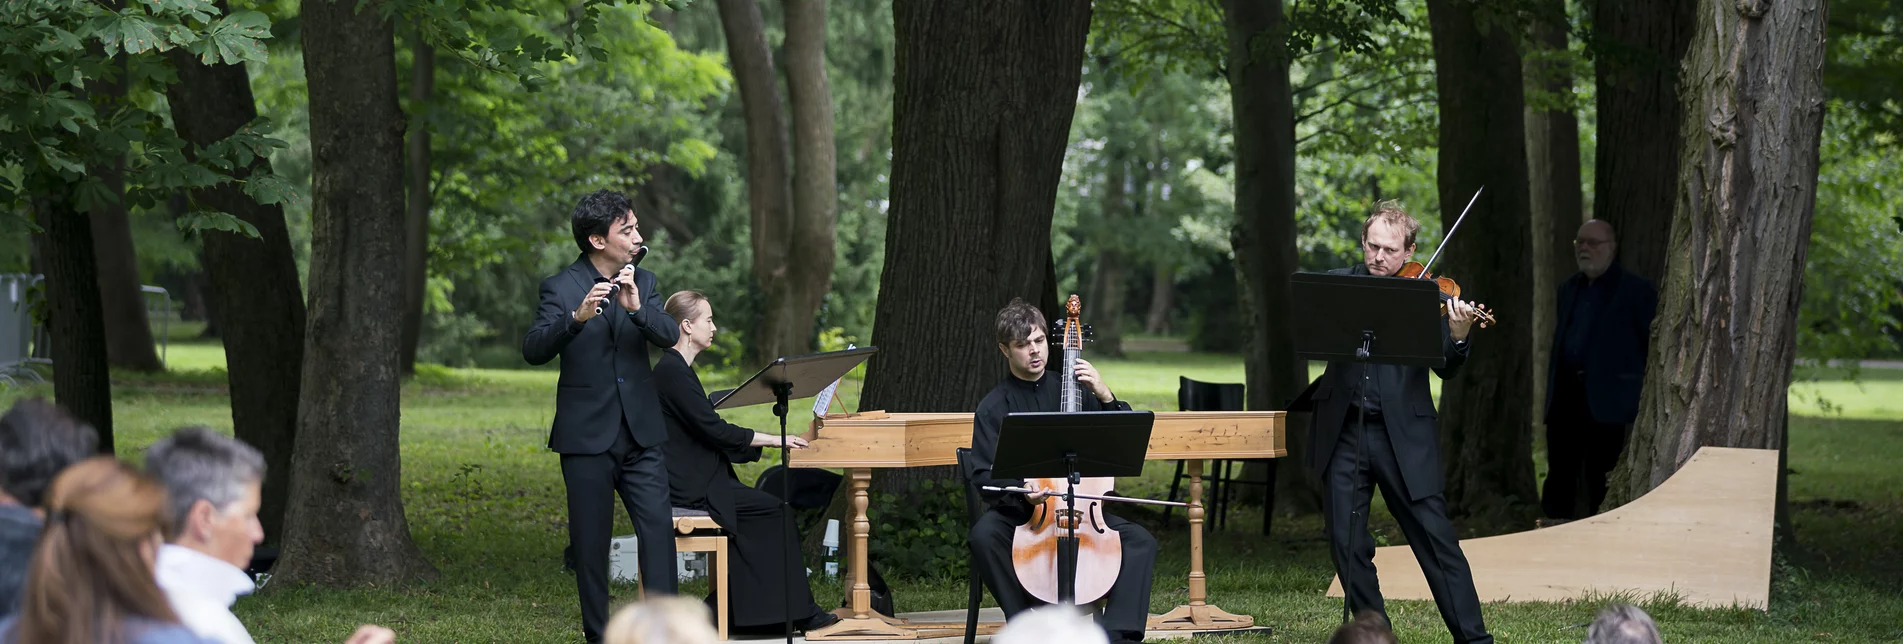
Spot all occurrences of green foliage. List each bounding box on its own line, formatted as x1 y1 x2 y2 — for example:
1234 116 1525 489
1798 108 1903 362
410 2 727 366
0 0 287 228
1824 0 1903 146
866 477 970 580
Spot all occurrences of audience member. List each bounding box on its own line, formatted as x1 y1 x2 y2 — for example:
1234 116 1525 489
1328 610 1399 644
1584 603 1662 644
990 606 1111 644
144 427 395 644
1544 219 1658 520
144 427 267 644
602 597 720 644
0 457 214 643
0 398 99 617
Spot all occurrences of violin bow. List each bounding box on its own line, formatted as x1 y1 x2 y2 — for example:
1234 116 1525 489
1420 185 1484 276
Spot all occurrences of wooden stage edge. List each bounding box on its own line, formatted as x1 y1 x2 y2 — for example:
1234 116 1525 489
1328 446 1778 610
741 608 1272 643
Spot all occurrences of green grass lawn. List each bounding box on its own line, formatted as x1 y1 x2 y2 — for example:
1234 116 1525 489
2 344 1899 642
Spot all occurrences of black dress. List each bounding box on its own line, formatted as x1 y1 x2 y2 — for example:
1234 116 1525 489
655 348 825 629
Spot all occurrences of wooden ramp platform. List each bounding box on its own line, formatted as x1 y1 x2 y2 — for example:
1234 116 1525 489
1327 446 1777 609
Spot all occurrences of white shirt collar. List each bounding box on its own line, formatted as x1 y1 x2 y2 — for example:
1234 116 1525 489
156 543 257 603
155 544 258 644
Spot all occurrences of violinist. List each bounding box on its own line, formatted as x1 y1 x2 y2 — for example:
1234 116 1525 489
1306 202 1492 643
966 299 1157 644
653 291 840 634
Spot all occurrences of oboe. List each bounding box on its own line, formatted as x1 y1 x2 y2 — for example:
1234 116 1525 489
595 245 649 316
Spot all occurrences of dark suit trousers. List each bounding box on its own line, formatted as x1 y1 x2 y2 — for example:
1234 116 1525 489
1542 374 1630 520
968 507 1157 634
1325 411 1491 644
562 426 677 643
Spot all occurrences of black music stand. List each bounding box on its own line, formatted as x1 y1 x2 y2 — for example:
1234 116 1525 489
991 410 1154 604
714 346 879 642
1287 271 1442 622
1289 272 1445 367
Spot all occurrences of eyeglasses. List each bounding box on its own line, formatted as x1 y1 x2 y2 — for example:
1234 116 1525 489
1572 239 1611 249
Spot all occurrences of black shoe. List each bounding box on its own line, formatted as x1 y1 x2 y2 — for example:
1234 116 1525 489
800 611 842 632
1111 630 1145 644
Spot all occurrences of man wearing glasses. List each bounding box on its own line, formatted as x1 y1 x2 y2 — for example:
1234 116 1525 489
1543 220 1658 521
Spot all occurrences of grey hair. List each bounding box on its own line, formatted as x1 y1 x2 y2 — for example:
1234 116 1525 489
143 427 266 534
1585 603 1662 644
991 606 1109 644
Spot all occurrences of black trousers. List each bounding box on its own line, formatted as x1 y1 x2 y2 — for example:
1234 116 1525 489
968 506 1157 635
1542 379 1630 519
1324 411 1491 644
718 483 826 629
562 427 677 643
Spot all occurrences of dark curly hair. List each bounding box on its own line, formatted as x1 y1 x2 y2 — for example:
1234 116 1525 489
994 298 1047 347
570 189 635 254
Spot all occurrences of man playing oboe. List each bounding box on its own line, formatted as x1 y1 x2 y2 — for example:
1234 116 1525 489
523 189 680 643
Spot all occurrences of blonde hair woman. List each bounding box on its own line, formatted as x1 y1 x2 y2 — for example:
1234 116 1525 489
602 597 719 644
0 457 214 644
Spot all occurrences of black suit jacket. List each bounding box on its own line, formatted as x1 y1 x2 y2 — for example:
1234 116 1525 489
654 348 763 529
968 369 1133 522
523 254 679 454
1303 264 1469 501
1545 262 1658 425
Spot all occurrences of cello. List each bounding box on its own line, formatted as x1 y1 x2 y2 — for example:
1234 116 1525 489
1009 295 1123 604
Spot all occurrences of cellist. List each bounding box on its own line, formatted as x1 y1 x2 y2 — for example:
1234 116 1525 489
966 298 1158 644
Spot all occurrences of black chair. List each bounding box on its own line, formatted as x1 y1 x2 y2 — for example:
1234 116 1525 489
954 447 985 644
1165 377 1274 535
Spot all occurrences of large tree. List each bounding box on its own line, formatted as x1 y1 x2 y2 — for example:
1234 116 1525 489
88 57 165 374
1524 0 1584 431
1605 0 1828 515
399 31 436 375
715 0 837 365
1425 0 1540 529
1223 0 1314 515
859 0 1093 489
273 0 436 585
32 200 115 453
1591 0 1694 284
163 13 310 542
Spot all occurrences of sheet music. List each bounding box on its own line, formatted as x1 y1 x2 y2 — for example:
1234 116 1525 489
810 343 854 416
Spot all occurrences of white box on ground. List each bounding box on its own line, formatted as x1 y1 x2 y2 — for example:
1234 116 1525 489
609 535 640 583
609 535 708 583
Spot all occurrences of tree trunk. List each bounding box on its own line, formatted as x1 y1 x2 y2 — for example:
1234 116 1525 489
164 23 307 545
1088 152 1129 358
1426 0 1540 530
31 200 114 454
717 0 802 365
1144 265 1173 335
862 0 1092 495
1524 3 1583 448
1223 0 1315 515
273 0 436 585
1592 0 1694 284
779 0 838 359
89 57 165 373
1604 0 1826 518
399 30 435 375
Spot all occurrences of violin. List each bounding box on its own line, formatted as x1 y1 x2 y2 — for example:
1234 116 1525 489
1399 186 1498 329
1398 261 1496 328
1009 295 1122 605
